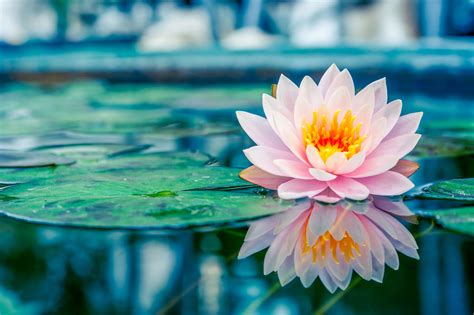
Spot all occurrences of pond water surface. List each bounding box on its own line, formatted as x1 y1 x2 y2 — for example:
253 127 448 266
0 81 472 315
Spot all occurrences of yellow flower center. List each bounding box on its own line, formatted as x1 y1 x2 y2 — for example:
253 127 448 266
302 110 366 162
303 231 362 264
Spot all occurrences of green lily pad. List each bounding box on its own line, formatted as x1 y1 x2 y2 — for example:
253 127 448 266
411 178 474 202
37 144 151 162
0 82 253 137
415 206 474 236
0 151 75 168
408 136 474 159
0 151 293 229
424 120 474 140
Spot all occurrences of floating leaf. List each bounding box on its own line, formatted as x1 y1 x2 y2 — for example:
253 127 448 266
38 143 151 162
0 152 294 229
408 136 474 159
415 206 474 236
424 120 474 140
0 151 75 168
0 83 254 137
411 178 474 202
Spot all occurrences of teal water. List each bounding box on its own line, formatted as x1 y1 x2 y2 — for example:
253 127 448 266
0 81 472 314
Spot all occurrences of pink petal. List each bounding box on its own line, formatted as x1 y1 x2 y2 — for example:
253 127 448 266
293 94 316 130
319 269 338 293
357 171 414 196
262 94 291 131
390 238 419 260
263 230 288 274
327 251 351 282
278 179 327 199
338 210 366 244
326 86 352 115
335 151 366 174
366 78 387 112
366 117 388 154
236 111 287 151
272 111 308 163
360 134 373 152
325 152 347 173
243 146 297 176
276 74 299 113
308 205 337 239
347 155 399 178
390 159 419 177
238 232 274 259
359 217 385 264
274 204 310 233
370 134 421 160
385 112 423 140
309 168 337 181
298 260 318 288
299 75 324 105
318 64 340 97
274 218 306 272
327 176 370 200
277 255 297 286
386 218 418 249
294 233 312 275
373 100 402 142
325 69 355 102
354 102 375 135
274 159 313 179
312 188 342 203
329 208 346 240
244 215 279 241
306 145 326 170
372 196 414 217
352 84 375 114
239 166 290 190
352 243 373 280
365 207 401 241
371 256 385 282
376 228 399 270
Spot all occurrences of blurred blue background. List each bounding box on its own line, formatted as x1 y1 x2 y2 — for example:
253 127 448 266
1 0 473 89
1 0 473 47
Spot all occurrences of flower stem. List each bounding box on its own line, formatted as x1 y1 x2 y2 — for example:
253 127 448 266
242 281 281 315
313 277 363 315
414 219 435 239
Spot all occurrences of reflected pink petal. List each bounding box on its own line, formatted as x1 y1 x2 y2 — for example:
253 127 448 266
239 166 290 190
239 198 419 292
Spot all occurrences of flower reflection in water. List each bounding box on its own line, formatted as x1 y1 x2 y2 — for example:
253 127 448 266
238 197 419 293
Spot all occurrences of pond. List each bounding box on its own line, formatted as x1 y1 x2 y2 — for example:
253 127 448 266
0 78 472 315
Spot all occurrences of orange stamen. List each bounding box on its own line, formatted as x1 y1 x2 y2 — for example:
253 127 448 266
302 230 361 265
302 109 366 161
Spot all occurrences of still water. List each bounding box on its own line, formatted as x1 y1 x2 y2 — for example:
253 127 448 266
0 81 472 315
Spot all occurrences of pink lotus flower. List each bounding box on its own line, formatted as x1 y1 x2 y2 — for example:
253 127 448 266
237 64 422 202
238 198 419 292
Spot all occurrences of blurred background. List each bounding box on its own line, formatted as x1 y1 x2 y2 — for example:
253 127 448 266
1 0 474 48
0 1 473 315
1 0 473 88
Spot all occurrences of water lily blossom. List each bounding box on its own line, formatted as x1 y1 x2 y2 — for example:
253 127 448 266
238 199 419 292
237 65 422 202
